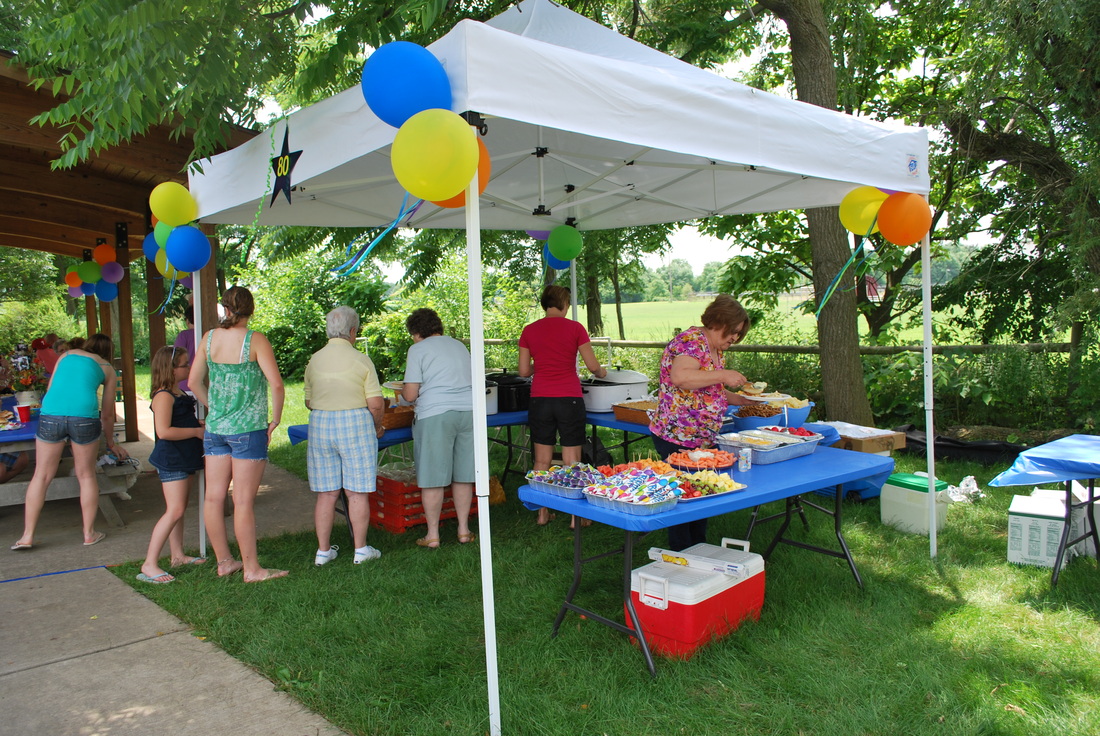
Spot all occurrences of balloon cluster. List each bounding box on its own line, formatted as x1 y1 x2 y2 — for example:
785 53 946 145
143 182 212 288
839 186 932 246
63 243 125 302
361 42 485 205
529 226 584 269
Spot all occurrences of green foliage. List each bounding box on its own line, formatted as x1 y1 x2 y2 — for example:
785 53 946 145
0 249 59 303
0 296 82 356
235 248 389 379
360 256 533 379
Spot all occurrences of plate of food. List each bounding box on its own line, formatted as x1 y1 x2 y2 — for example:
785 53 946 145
739 392 791 402
382 381 405 391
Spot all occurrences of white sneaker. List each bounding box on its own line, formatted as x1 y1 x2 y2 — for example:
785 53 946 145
353 545 381 564
314 546 339 566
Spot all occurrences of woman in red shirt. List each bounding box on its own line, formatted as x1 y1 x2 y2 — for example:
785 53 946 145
518 284 607 526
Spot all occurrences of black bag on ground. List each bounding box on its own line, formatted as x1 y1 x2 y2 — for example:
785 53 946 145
581 435 613 467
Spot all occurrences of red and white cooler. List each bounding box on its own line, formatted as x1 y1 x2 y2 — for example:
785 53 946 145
626 538 765 659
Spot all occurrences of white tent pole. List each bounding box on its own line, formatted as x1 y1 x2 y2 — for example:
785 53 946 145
193 269 207 557
465 152 502 736
919 223 937 557
569 260 578 321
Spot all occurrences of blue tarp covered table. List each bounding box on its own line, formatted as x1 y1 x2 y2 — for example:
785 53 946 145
0 395 38 453
990 434 1100 586
519 446 894 675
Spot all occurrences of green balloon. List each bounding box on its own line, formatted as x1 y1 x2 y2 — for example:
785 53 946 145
154 220 174 248
76 260 102 283
65 264 78 274
548 226 583 261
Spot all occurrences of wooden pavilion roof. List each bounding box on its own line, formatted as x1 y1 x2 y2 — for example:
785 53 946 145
0 51 254 260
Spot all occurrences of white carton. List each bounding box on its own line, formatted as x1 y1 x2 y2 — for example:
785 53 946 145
1007 495 1076 568
1030 483 1099 558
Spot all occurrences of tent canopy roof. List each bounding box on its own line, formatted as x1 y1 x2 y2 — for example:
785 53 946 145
191 0 928 232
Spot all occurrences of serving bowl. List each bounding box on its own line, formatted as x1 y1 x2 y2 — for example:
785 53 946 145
725 402 814 431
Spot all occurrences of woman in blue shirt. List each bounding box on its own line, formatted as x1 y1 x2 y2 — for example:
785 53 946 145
11 333 129 550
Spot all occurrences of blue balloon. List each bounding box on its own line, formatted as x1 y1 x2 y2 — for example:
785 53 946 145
80 281 96 295
165 225 212 273
544 243 571 270
142 231 160 262
361 42 452 128
94 280 119 302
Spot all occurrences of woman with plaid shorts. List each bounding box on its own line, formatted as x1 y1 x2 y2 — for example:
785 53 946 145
304 306 386 566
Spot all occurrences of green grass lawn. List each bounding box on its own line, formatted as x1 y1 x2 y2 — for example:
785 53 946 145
115 429 1100 736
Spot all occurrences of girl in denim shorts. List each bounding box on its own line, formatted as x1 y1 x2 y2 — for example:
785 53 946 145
137 347 206 584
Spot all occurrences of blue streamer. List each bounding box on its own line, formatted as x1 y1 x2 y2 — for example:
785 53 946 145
815 215 879 318
333 193 423 278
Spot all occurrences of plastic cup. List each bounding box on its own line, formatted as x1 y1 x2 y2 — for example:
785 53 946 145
15 405 31 423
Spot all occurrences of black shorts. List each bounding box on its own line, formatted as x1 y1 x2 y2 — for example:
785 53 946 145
528 396 587 447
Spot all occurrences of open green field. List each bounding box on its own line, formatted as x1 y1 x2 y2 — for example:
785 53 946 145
574 296 816 342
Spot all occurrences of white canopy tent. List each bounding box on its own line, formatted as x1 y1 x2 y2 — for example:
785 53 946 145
190 1 934 732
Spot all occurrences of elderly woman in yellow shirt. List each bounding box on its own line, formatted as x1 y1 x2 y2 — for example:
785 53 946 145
304 306 386 566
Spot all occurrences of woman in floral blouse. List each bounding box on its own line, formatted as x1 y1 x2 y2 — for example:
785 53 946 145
649 295 754 550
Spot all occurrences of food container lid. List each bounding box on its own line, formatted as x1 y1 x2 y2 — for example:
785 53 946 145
593 368 649 384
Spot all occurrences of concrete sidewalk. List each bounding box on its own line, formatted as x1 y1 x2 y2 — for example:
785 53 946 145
0 404 345 735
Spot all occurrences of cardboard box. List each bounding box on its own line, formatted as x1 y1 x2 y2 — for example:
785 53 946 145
881 473 950 534
1031 483 1099 558
833 431 906 455
1007 495 1075 569
627 541 765 659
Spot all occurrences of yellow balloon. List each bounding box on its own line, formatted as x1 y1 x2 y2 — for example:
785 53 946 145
391 109 479 202
839 186 888 236
154 248 180 279
149 182 198 227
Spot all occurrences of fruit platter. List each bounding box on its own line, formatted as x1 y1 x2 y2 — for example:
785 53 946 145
677 469 746 501
665 448 735 472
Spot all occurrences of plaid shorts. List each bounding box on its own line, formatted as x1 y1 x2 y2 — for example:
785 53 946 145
307 407 379 493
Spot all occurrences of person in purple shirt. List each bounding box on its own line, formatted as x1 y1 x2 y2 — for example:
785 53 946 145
173 307 196 394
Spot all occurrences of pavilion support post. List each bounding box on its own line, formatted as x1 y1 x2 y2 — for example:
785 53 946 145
198 225 219 330
146 248 166 358
82 248 97 336
115 221 138 442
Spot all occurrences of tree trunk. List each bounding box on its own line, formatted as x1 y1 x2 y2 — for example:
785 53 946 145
585 270 603 336
612 259 626 339
760 0 874 424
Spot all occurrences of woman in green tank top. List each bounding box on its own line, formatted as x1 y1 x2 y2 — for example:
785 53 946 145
189 287 287 583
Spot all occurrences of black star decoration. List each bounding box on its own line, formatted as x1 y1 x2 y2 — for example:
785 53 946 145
269 127 303 206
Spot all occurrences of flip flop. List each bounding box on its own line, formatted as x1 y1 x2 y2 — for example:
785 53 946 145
136 572 175 584
83 531 106 546
244 569 289 583
415 537 440 549
171 556 207 567
10 541 33 551
458 533 476 544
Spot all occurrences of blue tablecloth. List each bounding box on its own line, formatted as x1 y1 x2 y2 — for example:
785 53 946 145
519 445 894 532
287 409 530 450
0 395 38 450
989 434 1100 487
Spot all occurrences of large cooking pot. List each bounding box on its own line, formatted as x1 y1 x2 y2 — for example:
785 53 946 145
486 372 531 412
580 368 650 412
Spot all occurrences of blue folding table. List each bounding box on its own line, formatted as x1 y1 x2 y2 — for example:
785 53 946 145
519 446 894 675
990 434 1100 587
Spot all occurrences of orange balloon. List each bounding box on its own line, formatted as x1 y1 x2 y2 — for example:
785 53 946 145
92 243 116 265
64 271 82 288
876 192 932 246
430 137 491 209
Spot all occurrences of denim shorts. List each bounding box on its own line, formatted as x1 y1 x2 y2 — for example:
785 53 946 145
36 415 102 446
204 429 268 460
154 467 196 483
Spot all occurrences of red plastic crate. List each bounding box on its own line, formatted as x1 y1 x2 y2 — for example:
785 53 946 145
368 480 477 534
